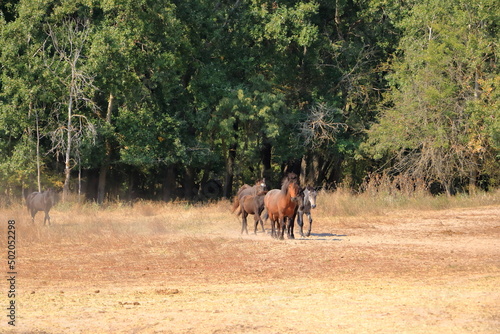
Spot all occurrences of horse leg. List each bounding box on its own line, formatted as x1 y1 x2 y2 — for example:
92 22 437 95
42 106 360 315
297 211 305 237
253 212 260 234
259 216 266 233
287 216 295 239
241 211 248 234
44 210 51 226
261 210 268 234
30 210 36 224
257 208 265 233
306 213 313 237
278 217 285 240
258 216 265 233
271 218 279 239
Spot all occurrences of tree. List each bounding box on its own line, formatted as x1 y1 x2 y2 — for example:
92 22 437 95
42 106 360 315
87 0 185 202
2 0 497 202
364 0 500 195
45 17 97 201
0 0 58 195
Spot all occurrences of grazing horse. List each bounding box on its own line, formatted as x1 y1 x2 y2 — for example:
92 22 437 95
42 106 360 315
231 178 267 215
264 176 300 240
296 186 318 237
239 191 267 234
26 189 56 226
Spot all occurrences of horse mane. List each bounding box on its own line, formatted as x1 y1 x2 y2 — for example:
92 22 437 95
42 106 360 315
285 173 298 183
281 173 299 194
254 178 265 185
237 184 251 195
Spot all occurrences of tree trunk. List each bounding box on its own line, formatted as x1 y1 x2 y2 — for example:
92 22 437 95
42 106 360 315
162 166 177 201
223 143 237 198
260 141 272 182
63 93 73 201
97 93 114 204
184 166 196 200
32 102 42 192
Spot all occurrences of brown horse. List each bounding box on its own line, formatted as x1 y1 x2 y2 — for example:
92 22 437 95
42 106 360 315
231 178 267 214
239 191 267 234
264 176 300 240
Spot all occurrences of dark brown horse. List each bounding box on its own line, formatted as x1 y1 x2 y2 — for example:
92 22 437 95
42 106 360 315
26 189 56 226
239 191 267 234
231 178 267 215
264 175 300 239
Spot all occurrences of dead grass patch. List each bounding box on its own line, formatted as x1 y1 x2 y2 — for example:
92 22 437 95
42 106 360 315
1 197 498 333
318 187 500 218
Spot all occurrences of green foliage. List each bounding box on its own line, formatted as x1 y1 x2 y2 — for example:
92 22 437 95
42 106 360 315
116 104 183 166
0 134 37 190
365 0 500 192
0 0 498 199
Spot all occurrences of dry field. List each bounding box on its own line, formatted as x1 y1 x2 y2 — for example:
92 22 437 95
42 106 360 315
1 191 499 333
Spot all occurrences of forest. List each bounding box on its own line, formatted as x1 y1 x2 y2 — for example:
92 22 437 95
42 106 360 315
0 0 498 202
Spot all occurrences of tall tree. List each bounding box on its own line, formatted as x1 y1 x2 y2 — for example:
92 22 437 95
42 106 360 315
0 0 58 195
45 17 97 200
364 0 499 194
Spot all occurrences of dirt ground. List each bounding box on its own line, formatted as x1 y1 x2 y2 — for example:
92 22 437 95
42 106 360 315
2 203 499 333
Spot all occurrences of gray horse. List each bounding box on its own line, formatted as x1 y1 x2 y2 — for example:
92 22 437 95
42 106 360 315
26 189 56 226
296 186 317 237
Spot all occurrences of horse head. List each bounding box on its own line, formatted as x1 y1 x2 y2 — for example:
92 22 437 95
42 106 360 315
44 188 56 205
287 181 300 202
255 178 267 192
305 186 317 209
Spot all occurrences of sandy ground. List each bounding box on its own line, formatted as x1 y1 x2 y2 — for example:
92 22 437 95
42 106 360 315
1 204 499 333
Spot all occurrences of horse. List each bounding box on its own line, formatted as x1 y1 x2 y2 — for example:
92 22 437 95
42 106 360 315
264 175 300 240
231 178 267 215
296 186 318 237
26 189 56 226
239 191 267 234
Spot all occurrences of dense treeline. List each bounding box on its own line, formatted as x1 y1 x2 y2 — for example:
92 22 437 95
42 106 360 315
0 0 498 202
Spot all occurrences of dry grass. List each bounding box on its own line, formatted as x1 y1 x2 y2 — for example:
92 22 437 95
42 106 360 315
8 192 496 249
322 186 500 217
1 190 499 333
4 198 238 247
4 187 498 247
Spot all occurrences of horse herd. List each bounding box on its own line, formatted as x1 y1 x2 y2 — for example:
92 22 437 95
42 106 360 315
26 174 317 240
231 173 318 240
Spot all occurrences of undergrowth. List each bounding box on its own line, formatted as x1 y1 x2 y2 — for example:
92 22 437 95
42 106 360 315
322 173 500 217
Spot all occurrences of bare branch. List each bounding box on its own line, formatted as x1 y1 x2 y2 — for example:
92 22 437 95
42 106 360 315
300 103 347 148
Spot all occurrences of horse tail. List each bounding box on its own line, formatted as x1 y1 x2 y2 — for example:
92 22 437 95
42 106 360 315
262 210 268 222
231 195 240 213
